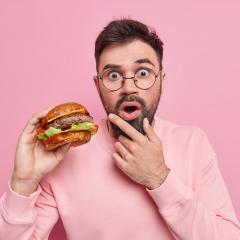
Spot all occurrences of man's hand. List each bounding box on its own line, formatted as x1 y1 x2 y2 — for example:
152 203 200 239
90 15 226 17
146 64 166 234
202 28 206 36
109 114 170 190
11 108 71 196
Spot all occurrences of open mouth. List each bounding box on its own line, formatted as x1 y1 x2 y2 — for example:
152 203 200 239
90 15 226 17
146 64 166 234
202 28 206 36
118 101 141 121
124 105 138 113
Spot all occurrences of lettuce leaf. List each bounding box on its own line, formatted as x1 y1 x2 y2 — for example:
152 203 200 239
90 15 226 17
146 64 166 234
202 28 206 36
37 133 48 140
45 127 62 137
70 122 94 131
37 122 96 140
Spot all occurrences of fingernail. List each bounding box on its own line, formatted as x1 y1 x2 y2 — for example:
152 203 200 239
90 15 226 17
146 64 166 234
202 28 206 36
109 113 114 120
144 118 150 127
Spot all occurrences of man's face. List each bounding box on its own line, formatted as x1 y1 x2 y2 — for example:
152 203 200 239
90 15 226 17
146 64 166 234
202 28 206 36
94 39 165 138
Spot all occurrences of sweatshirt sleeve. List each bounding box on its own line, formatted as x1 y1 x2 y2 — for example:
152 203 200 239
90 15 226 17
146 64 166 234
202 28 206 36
0 177 59 240
146 128 240 240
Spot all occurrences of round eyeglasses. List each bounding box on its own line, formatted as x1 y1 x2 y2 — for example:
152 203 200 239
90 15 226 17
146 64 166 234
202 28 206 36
98 68 161 91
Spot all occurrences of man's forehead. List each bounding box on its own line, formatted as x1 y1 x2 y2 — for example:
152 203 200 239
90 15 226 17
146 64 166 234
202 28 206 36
98 40 159 72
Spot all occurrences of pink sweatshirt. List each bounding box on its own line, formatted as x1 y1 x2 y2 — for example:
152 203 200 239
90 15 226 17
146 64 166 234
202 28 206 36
0 116 240 240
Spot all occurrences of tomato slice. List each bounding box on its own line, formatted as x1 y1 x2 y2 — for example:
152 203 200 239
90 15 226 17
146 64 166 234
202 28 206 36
36 129 45 135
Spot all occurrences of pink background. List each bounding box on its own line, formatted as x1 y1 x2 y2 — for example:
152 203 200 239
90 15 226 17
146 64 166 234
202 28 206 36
0 1 239 239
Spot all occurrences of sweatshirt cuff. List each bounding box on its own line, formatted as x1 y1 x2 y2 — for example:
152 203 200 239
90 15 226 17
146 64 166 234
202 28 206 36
146 170 194 214
0 180 42 221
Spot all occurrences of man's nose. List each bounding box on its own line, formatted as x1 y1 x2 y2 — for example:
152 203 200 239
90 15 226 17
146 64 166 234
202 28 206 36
120 77 138 94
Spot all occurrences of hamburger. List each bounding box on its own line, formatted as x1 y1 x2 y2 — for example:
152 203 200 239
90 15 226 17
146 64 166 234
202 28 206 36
37 102 98 150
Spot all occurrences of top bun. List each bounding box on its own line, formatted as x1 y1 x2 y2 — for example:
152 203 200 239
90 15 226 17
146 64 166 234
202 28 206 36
41 102 90 126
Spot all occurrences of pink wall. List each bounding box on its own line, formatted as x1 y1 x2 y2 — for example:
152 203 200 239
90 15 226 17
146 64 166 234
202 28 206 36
0 1 239 239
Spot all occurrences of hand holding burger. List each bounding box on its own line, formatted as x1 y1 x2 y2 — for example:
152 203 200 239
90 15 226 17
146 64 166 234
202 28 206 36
37 102 98 150
10 102 98 196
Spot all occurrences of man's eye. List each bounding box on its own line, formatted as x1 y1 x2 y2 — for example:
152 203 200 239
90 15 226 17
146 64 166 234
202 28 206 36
108 72 121 80
136 69 150 78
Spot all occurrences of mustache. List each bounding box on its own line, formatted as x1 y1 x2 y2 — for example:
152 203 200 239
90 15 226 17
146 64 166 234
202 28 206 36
114 95 146 113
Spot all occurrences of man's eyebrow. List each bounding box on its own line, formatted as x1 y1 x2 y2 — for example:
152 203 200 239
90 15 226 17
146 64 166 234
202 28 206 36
101 58 155 72
102 64 121 71
134 58 155 66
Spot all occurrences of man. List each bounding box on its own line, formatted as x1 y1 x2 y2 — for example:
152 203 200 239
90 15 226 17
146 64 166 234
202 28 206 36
0 19 240 240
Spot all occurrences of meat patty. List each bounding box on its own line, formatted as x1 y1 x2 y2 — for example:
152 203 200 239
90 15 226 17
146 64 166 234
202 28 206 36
46 113 93 130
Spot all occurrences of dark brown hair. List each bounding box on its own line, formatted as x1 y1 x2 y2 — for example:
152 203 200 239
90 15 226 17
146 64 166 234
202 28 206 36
95 18 164 72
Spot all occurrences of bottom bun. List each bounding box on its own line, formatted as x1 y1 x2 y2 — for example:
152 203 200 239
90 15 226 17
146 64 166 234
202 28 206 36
42 131 91 150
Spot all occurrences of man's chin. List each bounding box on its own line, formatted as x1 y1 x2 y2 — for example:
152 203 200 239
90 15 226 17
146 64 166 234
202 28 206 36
110 115 145 139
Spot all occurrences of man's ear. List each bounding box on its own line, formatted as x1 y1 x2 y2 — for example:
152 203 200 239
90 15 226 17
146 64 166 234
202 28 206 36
93 75 100 94
161 71 166 92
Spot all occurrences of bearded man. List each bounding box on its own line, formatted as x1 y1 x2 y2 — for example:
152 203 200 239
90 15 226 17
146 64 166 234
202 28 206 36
1 19 240 240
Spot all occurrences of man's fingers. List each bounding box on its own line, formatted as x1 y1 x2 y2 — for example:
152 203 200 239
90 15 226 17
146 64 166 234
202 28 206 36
143 118 160 143
115 141 132 161
19 107 53 144
23 107 52 135
112 152 128 172
118 135 138 154
108 113 145 143
55 143 71 162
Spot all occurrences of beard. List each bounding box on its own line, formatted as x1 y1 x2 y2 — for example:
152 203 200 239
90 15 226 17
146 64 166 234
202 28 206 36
99 81 162 139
